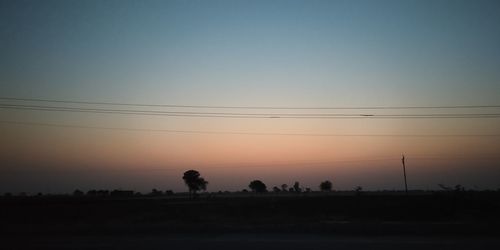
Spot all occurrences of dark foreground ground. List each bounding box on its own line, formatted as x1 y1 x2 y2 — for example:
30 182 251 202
1 191 500 249
11 234 500 250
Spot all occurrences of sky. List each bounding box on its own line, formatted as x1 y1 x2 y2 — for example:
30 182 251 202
1 0 500 193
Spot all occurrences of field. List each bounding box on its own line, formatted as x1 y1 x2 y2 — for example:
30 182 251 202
2 191 500 249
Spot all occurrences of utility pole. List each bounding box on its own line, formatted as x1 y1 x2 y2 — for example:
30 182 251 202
402 154 408 195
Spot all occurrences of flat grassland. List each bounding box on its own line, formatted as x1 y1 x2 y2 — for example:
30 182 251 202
2 192 499 249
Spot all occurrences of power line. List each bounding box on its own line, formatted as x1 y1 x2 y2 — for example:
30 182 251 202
2 120 500 137
2 96 500 110
2 104 500 119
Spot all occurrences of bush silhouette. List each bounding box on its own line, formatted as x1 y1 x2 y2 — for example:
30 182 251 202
73 189 84 196
249 180 267 193
183 170 208 198
354 186 363 196
150 189 163 196
320 180 332 192
293 181 302 193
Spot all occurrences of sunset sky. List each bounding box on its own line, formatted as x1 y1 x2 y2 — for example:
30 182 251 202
1 0 500 193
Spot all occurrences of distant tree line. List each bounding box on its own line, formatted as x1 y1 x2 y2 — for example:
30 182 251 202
5 168 492 198
72 189 175 197
246 179 334 194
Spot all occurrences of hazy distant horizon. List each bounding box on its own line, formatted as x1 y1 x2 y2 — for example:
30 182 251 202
2 151 499 194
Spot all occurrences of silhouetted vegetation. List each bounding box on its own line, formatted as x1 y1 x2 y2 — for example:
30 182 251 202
293 181 301 193
150 189 163 196
182 170 208 198
73 189 84 196
110 190 134 197
86 189 110 196
249 180 267 193
355 186 363 196
2 172 499 242
320 180 333 192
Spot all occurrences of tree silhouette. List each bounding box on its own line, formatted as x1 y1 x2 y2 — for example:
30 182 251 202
150 188 163 196
272 186 281 193
249 180 267 193
281 184 288 192
182 170 208 198
293 181 302 193
320 180 332 192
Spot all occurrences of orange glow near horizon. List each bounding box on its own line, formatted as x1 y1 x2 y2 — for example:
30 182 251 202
1 110 500 193
2 123 499 182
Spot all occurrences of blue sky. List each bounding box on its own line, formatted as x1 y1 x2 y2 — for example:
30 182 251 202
2 0 500 105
